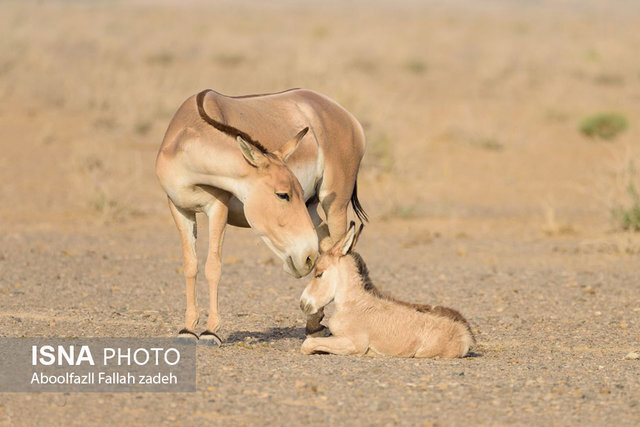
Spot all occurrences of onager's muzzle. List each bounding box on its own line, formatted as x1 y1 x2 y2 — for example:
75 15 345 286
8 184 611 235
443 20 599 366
286 250 318 278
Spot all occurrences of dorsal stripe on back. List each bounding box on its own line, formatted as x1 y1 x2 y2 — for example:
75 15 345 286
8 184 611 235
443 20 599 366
196 89 270 154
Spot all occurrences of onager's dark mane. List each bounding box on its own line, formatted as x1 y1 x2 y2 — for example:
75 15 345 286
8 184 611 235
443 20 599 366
196 89 270 154
350 252 475 341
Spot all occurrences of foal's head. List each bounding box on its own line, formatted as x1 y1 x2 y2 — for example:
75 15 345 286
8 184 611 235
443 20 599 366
300 221 364 315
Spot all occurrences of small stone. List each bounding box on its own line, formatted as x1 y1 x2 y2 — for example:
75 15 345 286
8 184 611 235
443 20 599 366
623 352 639 360
594 311 602 316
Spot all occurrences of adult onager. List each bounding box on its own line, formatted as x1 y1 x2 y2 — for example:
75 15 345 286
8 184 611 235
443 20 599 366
299 222 475 358
156 89 367 344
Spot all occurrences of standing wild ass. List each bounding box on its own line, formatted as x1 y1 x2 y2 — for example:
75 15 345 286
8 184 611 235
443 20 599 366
156 89 367 344
300 222 475 358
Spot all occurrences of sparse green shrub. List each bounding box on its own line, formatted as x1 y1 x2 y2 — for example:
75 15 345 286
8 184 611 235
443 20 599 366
593 73 624 86
134 120 152 136
477 138 503 151
366 133 393 172
311 26 329 38
146 52 174 66
349 58 378 74
404 59 427 74
580 113 628 140
612 182 640 231
213 53 245 67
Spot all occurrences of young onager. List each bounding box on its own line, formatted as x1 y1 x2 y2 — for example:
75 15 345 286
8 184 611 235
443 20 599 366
299 223 475 358
156 89 367 344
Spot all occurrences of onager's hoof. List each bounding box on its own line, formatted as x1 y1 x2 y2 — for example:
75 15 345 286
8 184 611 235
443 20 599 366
305 325 329 338
176 328 199 343
198 330 222 347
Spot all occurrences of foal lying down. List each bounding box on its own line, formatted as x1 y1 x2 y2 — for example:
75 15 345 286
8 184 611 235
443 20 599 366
299 222 475 358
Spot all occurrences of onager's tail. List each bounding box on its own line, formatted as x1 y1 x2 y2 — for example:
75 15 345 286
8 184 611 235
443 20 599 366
351 179 368 222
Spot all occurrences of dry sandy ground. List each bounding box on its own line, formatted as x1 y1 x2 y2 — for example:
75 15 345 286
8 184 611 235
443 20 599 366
1 0 640 425
1 223 639 425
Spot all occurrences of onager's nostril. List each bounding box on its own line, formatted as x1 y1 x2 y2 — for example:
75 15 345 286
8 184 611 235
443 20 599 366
305 256 313 269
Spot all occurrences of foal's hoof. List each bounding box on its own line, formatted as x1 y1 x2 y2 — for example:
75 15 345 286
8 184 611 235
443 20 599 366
198 330 222 347
176 328 199 343
305 325 329 338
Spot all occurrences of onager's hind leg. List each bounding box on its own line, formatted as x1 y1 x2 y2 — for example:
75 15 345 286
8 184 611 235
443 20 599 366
168 199 199 340
200 190 231 346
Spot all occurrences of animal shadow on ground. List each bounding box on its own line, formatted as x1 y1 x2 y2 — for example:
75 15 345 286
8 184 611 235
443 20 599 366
225 326 306 343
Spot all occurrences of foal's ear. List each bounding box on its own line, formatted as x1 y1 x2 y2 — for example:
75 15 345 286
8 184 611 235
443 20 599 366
237 136 269 168
275 127 309 162
337 221 359 256
352 222 364 249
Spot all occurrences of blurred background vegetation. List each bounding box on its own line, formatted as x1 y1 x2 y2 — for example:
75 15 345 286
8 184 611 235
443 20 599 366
0 0 638 235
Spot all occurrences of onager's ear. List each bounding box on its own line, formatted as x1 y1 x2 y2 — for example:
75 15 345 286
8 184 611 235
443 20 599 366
237 136 269 168
275 127 309 162
335 221 358 256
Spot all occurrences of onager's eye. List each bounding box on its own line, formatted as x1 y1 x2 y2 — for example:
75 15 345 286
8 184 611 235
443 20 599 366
276 192 290 202
315 271 324 278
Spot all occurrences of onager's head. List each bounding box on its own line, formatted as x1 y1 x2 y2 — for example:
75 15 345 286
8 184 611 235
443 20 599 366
300 221 363 314
237 128 318 278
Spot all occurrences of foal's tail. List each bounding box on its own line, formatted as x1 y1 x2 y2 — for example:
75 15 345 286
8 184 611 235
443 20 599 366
351 179 368 222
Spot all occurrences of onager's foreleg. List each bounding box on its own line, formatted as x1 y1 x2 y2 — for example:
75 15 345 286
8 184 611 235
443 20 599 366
168 199 199 340
305 201 329 336
200 190 231 346
304 194 350 337
307 201 330 246
321 197 349 250
301 336 366 356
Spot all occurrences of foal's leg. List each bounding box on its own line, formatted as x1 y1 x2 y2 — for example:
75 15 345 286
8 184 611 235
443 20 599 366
300 336 367 356
200 191 231 346
168 198 199 340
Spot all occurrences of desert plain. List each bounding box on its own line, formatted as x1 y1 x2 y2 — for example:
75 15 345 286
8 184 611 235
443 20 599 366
1 0 639 425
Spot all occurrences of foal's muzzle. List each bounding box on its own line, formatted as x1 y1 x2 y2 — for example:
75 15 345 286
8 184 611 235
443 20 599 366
299 287 318 315
300 299 316 315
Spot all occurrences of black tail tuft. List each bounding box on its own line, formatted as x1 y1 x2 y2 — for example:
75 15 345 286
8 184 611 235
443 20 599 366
350 180 368 223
